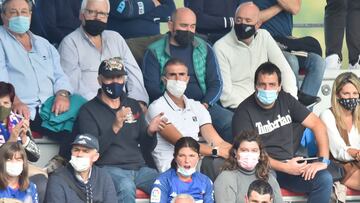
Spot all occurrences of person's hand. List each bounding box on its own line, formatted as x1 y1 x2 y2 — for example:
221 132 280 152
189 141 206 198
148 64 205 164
52 94 70 116
139 102 148 113
355 151 360 161
9 121 27 142
152 0 161 7
218 142 232 159
301 162 327 180
284 157 308 176
202 103 209 109
113 107 132 130
19 119 29 144
12 99 30 119
147 112 167 135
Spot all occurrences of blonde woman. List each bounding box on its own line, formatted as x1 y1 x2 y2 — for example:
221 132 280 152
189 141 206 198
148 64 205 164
320 72 360 190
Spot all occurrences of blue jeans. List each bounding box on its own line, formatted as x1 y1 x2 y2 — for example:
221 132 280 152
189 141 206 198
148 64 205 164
103 166 159 203
208 103 233 143
283 51 325 96
276 170 333 203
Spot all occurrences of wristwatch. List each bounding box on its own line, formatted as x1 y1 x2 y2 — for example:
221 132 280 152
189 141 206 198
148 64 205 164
57 90 70 98
212 147 219 158
320 157 331 166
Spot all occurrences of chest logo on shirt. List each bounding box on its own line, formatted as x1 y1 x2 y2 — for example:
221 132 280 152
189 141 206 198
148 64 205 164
192 116 197 122
255 114 292 135
150 187 161 203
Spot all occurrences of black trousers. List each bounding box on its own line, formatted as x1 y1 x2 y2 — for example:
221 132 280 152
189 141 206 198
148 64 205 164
324 0 360 64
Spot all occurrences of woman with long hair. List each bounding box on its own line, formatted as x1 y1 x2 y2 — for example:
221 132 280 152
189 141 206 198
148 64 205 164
214 130 283 203
150 137 213 203
320 72 360 190
0 142 38 202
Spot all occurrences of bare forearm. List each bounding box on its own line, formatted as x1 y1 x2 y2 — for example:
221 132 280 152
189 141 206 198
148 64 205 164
259 5 283 24
277 0 301 14
269 156 288 173
200 143 212 156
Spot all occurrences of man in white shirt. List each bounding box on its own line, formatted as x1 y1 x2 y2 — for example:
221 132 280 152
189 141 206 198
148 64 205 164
146 58 231 178
214 2 297 110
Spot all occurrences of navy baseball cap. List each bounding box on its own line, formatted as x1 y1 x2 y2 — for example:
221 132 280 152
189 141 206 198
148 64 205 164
71 133 99 151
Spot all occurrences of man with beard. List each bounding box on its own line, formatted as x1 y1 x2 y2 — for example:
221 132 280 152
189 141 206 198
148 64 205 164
143 7 234 143
58 0 149 108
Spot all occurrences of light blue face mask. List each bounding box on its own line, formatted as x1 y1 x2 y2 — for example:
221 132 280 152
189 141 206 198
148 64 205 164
8 16 30 34
256 89 278 105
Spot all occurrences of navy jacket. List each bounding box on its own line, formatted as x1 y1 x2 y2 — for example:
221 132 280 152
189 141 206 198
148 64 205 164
186 0 240 43
39 0 82 44
108 0 176 38
46 165 117 203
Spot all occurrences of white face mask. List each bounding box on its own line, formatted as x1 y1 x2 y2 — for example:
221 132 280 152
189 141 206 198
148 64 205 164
177 166 196 177
6 161 23 177
166 79 187 98
69 156 91 172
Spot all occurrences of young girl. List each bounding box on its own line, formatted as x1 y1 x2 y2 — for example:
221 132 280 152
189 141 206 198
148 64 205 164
214 130 283 203
0 142 38 202
150 137 213 203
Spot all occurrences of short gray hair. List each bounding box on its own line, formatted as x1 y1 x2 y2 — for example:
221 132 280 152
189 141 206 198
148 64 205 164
170 194 196 203
1 0 32 14
80 0 110 13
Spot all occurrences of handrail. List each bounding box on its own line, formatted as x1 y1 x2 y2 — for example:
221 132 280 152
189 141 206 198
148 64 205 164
293 23 324 28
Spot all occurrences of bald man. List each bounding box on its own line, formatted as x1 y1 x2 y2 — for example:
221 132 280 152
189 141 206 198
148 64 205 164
213 2 297 110
143 7 234 143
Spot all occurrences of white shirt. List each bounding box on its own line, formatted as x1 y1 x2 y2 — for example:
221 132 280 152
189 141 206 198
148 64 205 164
146 92 211 172
213 28 297 109
320 109 360 161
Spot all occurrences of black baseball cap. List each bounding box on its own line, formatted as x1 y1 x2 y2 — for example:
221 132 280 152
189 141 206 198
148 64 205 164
98 57 127 78
71 133 99 151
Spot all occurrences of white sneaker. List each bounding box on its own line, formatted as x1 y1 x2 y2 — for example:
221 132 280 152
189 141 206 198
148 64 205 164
325 54 342 69
349 55 360 69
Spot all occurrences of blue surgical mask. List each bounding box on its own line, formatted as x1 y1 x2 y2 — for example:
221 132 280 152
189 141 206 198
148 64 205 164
8 16 30 34
101 82 125 99
256 89 278 105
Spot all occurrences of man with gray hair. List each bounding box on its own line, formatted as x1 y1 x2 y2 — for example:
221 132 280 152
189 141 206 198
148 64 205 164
58 0 149 108
171 194 196 203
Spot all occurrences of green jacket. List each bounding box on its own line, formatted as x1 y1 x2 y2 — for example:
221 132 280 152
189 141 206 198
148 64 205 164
147 34 208 93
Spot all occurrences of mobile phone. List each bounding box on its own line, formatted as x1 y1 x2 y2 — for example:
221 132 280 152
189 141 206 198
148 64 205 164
297 157 319 163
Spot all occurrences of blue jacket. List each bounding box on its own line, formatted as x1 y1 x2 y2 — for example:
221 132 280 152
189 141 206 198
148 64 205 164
150 168 214 203
107 0 176 38
0 182 38 203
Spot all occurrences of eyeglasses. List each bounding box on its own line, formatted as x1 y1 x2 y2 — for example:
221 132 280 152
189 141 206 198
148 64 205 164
84 9 109 18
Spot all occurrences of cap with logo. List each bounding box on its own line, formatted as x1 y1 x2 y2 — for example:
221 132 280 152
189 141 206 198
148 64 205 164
98 57 127 78
71 133 99 151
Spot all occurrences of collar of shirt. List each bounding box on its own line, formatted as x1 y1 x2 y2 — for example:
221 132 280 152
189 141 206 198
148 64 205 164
74 167 92 184
163 91 191 112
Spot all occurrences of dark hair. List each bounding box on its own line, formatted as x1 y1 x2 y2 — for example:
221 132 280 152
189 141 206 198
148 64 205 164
247 179 274 199
0 82 15 103
0 142 29 191
1 0 33 13
170 137 200 169
254 62 282 86
162 58 188 76
222 130 270 180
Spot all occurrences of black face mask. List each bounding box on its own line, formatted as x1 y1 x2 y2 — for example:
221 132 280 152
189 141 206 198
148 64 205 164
338 98 359 111
84 20 107 36
234 23 256 40
174 30 195 47
101 82 125 99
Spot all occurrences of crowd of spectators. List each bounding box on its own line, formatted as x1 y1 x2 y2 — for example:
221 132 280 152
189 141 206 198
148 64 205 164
0 0 359 203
